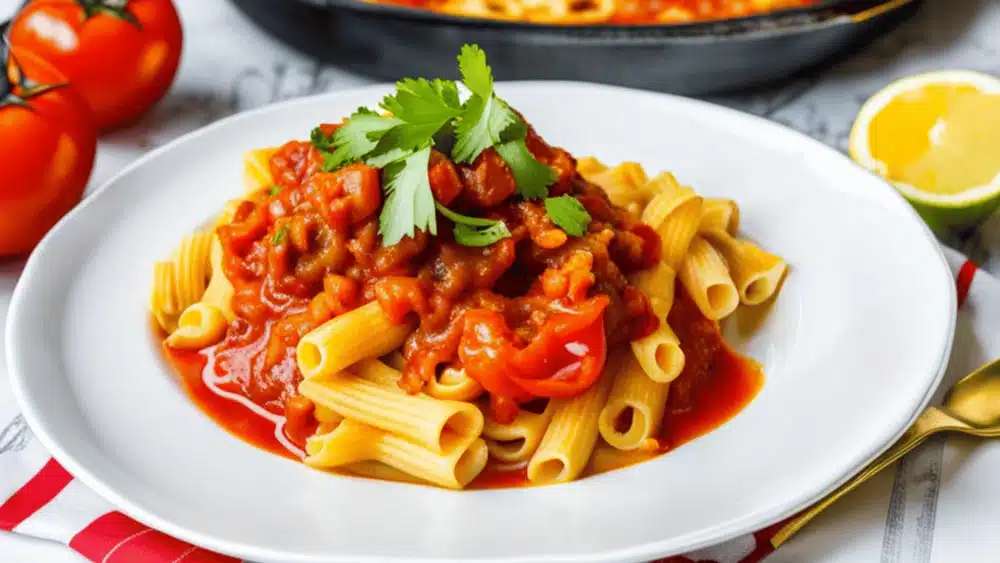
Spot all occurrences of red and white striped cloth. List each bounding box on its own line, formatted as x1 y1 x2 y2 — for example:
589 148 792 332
0 247 994 563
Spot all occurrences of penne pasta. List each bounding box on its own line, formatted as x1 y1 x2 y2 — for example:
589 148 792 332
598 354 670 450
200 235 235 320
299 370 484 455
345 461 427 485
678 235 739 320
575 156 608 177
641 182 704 269
704 230 788 306
527 355 618 484
171 230 213 309
297 301 415 380
482 402 554 464
426 367 484 402
305 419 488 489
243 147 278 195
150 230 214 333
584 161 649 215
629 261 684 383
313 404 344 425
351 358 404 388
699 198 740 235
640 171 682 202
584 441 660 475
150 261 179 333
165 303 228 350
215 198 244 228
381 350 407 372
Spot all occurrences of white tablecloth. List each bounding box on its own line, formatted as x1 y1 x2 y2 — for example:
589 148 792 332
2 0 1000 561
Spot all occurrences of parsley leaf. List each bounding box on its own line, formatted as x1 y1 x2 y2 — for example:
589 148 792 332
310 127 336 151
379 147 437 246
372 77 462 164
322 109 401 171
380 78 461 124
451 46 519 163
454 221 513 247
495 139 556 200
268 185 282 196
544 195 592 237
457 44 492 99
436 202 512 246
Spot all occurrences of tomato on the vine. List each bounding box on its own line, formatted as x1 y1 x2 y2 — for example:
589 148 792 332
9 0 183 130
0 45 97 257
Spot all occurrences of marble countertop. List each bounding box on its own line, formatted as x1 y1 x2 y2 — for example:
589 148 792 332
1 0 999 560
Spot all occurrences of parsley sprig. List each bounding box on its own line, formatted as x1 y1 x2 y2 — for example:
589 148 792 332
311 44 588 247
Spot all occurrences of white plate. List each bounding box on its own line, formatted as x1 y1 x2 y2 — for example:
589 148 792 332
7 83 955 563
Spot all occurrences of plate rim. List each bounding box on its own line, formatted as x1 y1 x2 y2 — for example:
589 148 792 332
6 81 957 562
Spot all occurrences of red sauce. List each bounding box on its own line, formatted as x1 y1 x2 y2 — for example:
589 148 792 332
165 287 761 490
660 342 762 450
165 345 312 461
470 465 531 489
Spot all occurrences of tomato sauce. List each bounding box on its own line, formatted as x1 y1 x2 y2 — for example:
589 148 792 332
164 284 761 488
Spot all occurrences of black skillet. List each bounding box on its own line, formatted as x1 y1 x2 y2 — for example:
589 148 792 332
228 0 921 95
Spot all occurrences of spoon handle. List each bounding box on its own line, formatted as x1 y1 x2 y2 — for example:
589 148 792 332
770 406 952 547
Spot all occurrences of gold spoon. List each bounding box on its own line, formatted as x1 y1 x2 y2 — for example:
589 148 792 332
771 357 1000 548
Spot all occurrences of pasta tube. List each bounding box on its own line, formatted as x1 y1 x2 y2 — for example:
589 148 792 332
678 236 739 320
305 419 488 490
171 230 213 309
527 355 618 484
345 461 426 485
150 261 179 333
699 198 740 234
704 230 787 306
585 441 659 475
243 147 278 195
585 161 649 215
299 371 483 455
200 235 235 320
641 182 703 269
629 261 684 383
381 350 407 371
426 367 484 402
313 404 344 425
297 301 415 380
165 303 228 350
150 230 214 332
598 354 670 450
482 402 554 464
576 156 608 177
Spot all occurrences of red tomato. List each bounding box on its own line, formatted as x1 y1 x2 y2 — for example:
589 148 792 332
459 296 610 423
0 46 97 257
9 0 183 130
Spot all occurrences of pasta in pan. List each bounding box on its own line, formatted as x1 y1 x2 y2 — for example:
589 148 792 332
365 0 818 25
154 46 786 489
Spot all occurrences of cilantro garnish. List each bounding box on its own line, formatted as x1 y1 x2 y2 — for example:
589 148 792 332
309 44 572 247
379 148 438 245
268 185 282 196
544 195 592 237
495 140 556 200
436 203 512 247
314 108 402 171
